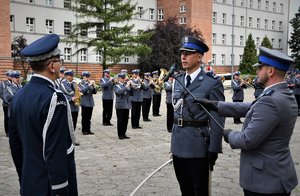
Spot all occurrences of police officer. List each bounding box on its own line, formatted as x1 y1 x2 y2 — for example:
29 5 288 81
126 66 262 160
54 67 65 88
0 70 12 137
4 71 22 113
60 69 80 131
80 71 97 135
9 34 78 195
100 69 114 126
231 71 247 124
292 70 300 116
200 47 298 196
164 74 174 133
171 36 225 195
141 72 154 122
152 70 162 116
114 73 131 140
130 69 143 129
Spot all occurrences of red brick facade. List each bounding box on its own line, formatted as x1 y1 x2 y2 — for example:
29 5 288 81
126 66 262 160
0 0 13 80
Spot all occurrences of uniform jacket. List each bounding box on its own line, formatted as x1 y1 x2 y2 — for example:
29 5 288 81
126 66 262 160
54 77 65 89
141 79 152 99
171 69 225 158
218 82 298 194
79 80 97 107
0 80 11 107
9 75 78 196
130 78 144 102
60 80 79 112
292 76 300 95
231 79 246 101
114 82 132 109
100 77 114 100
164 80 173 104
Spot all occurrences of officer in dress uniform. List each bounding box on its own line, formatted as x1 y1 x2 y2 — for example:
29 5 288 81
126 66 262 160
199 47 298 196
100 69 114 126
54 67 65 88
141 72 154 122
0 70 12 137
152 70 162 116
9 34 78 195
171 36 225 196
130 69 144 129
60 69 80 131
164 74 174 133
4 71 22 115
231 71 247 124
114 73 131 140
292 70 300 116
80 71 97 135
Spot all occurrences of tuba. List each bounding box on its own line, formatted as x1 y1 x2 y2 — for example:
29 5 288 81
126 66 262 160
154 68 167 93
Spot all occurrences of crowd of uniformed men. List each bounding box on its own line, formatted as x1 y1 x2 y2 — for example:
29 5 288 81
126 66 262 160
2 33 299 196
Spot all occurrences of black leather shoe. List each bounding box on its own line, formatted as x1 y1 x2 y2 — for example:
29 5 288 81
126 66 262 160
132 126 142 129
119 136 124 140
103 123 109 126
123 135 131 139
108 123 114 126
88 132 94 135
83 132 89 135
75 142 80 146
143 119 151 122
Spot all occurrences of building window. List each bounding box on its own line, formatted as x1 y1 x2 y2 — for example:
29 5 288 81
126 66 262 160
279 21 282 31
221 54 226 65
46 0 53 6
272 2 276 12
249 17 252 27
80 49 87 62
10 15 15 31
280 3 283 13
212 54 216 65
222 13 226 24
64 22 71 35
149 8 155 20
180 5 186 13
271 38 274 47
46 20 54 33
257 18 260 29
249 0 253 8
264 19 268 29
258 0 261 9
26 17 35 33
240 36 244 46
96 24 104 37
222 34 226 45
278 39 281 48
239 55 243 63
256 37 260 46
158 9 164 21
241 0 244 7
80 28 87 37
240 16 244 26
138 6 143 19
212 33 216 44
265 1 269 11
64 0 71 9
124 57 129 63
212 12 217 23
96 50 102 62
271 20 275 30
64 48 71 62
180 17 186 24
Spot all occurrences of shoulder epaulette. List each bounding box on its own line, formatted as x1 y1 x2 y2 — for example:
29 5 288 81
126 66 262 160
263 89 274 96
206 72 219 79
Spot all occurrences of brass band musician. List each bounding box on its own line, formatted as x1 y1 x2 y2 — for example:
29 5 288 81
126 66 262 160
152 70 162 117
142 72 154 122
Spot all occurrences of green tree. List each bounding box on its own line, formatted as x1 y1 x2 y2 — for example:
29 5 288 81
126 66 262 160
138 17 202 72
11 35 29 80
288 6 300 68
239 34 257 75
65 0 152 71
261 36 273 49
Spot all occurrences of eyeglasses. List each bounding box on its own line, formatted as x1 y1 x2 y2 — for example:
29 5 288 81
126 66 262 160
51 59 64 65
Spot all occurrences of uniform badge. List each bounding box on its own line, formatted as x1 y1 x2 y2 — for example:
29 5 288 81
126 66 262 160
184 36 189 43
198 76 204 81
173 98 183 111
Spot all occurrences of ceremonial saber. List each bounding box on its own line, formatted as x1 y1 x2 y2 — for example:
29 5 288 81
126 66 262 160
130 158 173 196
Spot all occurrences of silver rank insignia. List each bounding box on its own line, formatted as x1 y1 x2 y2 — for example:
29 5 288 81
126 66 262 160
173 98 183 111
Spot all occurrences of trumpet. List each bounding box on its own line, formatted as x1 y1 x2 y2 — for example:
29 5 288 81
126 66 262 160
240 77 254 88
89 80 100 89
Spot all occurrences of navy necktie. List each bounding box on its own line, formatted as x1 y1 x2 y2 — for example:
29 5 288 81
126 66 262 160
186 75 191 88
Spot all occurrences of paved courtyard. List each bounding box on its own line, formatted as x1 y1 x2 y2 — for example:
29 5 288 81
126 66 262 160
0 88 300 196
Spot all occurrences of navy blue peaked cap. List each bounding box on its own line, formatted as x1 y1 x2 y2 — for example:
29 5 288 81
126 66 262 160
132 69 140 74
82 71 91 77
118 72 126 79
233 71 241 76
65 69 74 76
21 34 61 61
179 36 209 54
104 69 110 73
253 47 294 71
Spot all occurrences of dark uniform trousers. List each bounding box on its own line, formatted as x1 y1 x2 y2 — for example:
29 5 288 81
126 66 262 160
233 100 243 123
72 112 78 130
3 106 8 135
173 155 209 196
102 99 113 124
243 189 290 196
131 101 141 128
81 106 93 133
142 98 151 120
152 94 161 116
295 95 300 112
116 109 129 137
166 103 174 132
